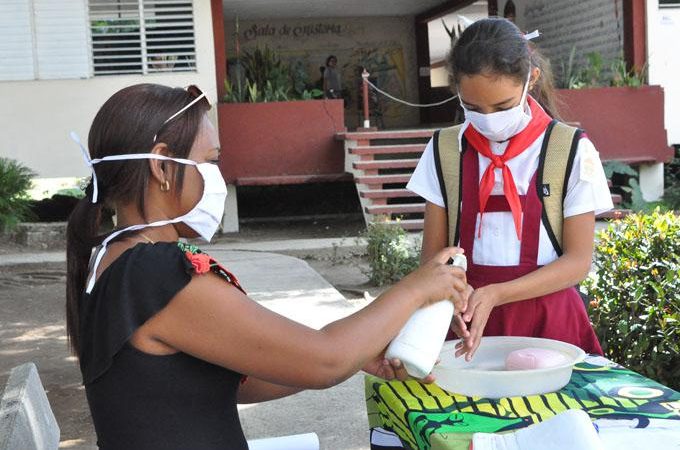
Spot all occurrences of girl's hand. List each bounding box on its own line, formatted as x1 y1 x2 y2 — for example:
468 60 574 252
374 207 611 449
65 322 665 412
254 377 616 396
449 285 474 338
454 285 500 361
402 247 468 311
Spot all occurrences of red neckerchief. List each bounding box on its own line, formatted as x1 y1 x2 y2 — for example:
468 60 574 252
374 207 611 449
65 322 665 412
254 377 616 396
464 96 552 240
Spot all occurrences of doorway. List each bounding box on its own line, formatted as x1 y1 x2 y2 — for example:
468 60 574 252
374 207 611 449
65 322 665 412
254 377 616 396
415 0 494 125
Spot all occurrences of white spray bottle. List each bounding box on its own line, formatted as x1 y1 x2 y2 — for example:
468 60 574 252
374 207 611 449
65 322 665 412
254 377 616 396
384 253 467 379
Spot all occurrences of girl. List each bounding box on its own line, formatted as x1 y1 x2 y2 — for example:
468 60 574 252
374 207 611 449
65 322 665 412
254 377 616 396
66 83 469 449
407 18 613 361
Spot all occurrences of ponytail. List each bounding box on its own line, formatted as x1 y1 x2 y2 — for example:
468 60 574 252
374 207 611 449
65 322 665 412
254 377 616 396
529 47 562 120
65 184 103 356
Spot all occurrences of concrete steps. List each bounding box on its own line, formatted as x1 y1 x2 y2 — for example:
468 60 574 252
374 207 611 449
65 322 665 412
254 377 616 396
365 203 426 215
348 144 426 156
338 128 630 232
340 129 431 229
359 188 420 199
352 158 419 171
354 174 413 185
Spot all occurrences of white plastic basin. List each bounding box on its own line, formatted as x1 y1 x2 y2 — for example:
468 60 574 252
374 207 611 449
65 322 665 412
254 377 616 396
432 336 586 398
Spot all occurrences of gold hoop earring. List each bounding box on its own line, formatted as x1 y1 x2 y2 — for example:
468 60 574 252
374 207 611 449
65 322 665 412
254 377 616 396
160 180 170 192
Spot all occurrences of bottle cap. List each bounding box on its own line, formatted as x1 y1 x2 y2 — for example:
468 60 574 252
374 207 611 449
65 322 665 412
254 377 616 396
450 253 467 271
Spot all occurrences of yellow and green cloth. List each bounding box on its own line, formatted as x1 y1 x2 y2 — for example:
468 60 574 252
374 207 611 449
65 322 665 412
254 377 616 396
365 356 680 450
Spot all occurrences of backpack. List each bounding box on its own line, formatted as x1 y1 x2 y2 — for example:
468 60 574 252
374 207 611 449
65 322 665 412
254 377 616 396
432 120 582 256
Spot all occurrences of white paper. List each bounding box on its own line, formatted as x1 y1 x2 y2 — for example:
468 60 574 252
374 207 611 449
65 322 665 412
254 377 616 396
599 428 680 449
247 433 320 450
473 410 604 450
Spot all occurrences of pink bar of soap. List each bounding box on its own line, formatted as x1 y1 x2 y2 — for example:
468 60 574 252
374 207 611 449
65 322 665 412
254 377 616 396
505 347 569 370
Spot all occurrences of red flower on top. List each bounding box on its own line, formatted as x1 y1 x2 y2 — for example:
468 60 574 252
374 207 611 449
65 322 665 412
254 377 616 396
185 251 212 275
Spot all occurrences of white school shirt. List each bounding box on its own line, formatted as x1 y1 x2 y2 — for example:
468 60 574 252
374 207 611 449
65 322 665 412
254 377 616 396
407 124 613 267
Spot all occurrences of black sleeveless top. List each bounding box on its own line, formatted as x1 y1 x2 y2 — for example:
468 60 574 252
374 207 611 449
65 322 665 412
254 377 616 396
78 241 248 450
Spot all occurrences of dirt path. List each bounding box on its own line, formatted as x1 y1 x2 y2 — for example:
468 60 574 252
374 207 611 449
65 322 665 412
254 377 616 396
0 262 95 449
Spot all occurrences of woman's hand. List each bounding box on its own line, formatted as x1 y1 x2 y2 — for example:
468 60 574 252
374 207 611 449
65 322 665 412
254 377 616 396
454 285 501 361
401 247 469 311
363 353 437 383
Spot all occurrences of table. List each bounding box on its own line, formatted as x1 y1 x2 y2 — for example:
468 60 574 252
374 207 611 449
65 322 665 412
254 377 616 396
365 356 680 450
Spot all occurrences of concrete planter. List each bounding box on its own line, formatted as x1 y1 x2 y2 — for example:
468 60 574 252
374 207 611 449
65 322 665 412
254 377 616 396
557 85 674 163
4 222 67 249
217 99 346 185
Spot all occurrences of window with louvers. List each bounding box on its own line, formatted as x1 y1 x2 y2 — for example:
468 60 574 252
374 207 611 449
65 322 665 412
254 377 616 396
0 0 90 81
89 0 196 76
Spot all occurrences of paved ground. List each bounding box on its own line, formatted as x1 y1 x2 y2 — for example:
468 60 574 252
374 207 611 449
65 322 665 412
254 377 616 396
0 220 612 449
0 238 382 450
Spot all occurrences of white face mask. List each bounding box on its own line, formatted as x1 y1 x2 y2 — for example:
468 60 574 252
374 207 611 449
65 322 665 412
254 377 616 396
459 71 532 143
70 133 227 294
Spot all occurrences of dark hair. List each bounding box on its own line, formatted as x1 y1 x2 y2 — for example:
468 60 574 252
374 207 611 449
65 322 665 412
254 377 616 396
66 83 210 356
326 55 337 66
447 17 560 118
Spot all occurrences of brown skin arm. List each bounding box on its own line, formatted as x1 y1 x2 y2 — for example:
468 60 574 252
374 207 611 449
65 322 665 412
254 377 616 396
237 377 303 404
456 212 596 359
421 202 449 264
135 247 467 394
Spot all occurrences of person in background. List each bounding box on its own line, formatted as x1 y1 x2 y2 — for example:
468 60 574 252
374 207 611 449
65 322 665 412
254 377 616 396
323 55 342 99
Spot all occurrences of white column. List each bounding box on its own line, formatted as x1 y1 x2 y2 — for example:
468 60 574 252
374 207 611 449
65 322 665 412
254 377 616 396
646 0 680 145
639 162 665 202
221 184 239 233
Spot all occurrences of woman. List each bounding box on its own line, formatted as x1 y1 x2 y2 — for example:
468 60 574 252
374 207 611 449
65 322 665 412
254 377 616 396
66 83 468 449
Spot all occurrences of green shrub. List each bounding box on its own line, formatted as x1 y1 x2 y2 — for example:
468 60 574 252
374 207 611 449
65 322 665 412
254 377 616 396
582 209 680 389
0 158 35 231
224 47 292 103
224 46 327 103
664 184 680 211
55 187 86 199
558 49 646 89
663 146 680 210
363 218 420 286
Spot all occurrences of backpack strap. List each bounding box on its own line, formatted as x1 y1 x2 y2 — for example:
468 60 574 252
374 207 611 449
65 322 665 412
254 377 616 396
537 120 582 256
433 125 465 247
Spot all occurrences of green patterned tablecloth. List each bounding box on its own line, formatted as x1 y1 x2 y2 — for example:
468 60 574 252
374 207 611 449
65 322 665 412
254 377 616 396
365 356 680 450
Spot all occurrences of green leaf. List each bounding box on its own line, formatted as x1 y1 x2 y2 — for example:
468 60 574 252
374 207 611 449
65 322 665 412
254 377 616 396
0 158 36 231
584 209 680 391
603 161 637 178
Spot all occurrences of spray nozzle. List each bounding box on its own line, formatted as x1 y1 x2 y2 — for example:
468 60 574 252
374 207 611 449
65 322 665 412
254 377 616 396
448 254 468 272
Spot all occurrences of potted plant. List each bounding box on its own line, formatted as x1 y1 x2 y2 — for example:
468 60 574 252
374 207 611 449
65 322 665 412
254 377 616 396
218 47 346 186
555 50 673 165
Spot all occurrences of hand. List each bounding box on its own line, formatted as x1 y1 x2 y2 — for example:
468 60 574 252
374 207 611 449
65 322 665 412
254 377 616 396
450 313 470 339
362 353 437 384
455 285 500 361
449 285 474 339
402 247 468 311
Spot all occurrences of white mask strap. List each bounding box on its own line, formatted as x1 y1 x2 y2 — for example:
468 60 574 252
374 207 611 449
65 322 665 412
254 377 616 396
520 69 532 105
89 153 197 166
153 91 207 142
70 130 197 204
70 132 101 203
85 215 191 294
